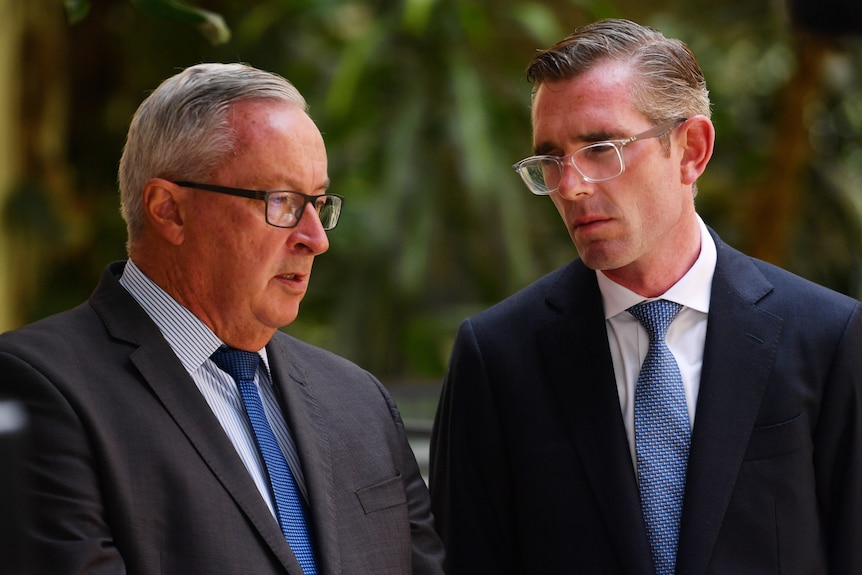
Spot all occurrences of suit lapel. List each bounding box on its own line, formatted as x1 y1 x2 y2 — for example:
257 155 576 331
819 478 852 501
533 244 781 575
266 335 341 575
676 236 782 575
89 263 303 573
537 261 655 574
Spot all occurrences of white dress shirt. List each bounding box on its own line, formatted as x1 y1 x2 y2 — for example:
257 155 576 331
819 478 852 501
597 215 716 467
118 259 307 519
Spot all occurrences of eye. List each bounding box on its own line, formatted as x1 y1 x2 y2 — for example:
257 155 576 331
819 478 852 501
267 192 301 224
269 193 289 207
579 142 617 158
313 196 330 211
539 157 562 167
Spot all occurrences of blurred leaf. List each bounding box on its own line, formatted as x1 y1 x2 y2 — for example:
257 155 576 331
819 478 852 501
449 55 495 195
511 2 565 45
403 0 438 35
324 23 385 119
63 0 90 24
129 0 231 44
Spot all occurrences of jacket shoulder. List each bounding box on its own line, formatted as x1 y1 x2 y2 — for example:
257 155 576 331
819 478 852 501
468 259 591 329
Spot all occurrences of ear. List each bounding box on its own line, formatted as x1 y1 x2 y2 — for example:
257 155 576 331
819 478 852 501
678 115 715 185
142 178 187 246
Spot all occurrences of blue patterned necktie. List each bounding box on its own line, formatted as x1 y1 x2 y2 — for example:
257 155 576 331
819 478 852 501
211 347 318 575
628 300 690 575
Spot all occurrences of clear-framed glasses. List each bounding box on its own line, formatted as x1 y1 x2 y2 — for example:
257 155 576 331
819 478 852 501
173 181 344 230
512 118 687 195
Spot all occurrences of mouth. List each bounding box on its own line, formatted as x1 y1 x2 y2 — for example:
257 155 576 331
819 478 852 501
574 215 610 230
275 272 307 288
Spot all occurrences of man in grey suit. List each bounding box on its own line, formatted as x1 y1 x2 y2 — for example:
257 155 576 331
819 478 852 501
430 19 862 574
0 63 444 574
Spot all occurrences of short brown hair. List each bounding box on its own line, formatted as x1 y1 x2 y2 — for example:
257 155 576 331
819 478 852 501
526 19 711 125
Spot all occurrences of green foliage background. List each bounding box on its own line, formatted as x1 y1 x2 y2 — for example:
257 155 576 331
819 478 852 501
6 0 862 381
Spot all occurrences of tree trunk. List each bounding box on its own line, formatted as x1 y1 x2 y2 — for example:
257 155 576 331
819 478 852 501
741 34 832 265
0 0 71 331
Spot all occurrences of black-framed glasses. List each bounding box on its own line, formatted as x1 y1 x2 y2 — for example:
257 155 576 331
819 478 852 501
512 118 687 194
173 181 344 230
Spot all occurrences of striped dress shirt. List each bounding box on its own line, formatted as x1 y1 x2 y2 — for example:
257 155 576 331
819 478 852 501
118 259 308 517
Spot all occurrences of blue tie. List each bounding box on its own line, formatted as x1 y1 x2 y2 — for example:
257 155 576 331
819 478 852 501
628 300 690 575
211 347 318 574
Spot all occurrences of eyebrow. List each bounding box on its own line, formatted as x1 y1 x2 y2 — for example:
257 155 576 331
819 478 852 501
270 177 331 193
533 129 622 156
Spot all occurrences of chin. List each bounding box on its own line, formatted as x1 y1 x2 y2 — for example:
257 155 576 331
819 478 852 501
580 252 624 272
278 306 302 327
257 303 301 331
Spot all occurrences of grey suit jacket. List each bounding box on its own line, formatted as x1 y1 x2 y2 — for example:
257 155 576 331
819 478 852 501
0 261 445 574
430 229 862 574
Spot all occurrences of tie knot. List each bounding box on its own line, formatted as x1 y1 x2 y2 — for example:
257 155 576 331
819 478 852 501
211 346 260 382
627 299 682 342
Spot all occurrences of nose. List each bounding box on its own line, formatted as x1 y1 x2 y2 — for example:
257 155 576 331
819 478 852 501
554 162 593 201
289 203 330 254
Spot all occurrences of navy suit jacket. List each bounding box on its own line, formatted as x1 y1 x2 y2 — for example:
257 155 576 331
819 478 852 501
0 261 445 574
430 230 862 574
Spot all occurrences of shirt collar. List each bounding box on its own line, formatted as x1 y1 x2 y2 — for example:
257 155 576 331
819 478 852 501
597 214 716 319
118 259 271 375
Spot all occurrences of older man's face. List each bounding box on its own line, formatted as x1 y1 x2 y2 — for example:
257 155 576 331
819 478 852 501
179 99 330 349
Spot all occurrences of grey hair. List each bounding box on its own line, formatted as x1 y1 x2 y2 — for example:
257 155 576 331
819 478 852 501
118 63 308 245
526 19 711 127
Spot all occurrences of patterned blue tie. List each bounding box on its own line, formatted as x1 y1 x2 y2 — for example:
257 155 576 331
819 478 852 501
628 300 690 575
211 347 318 574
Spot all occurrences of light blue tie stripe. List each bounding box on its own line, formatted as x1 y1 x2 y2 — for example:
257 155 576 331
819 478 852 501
629 300 690 575
212 347 318 575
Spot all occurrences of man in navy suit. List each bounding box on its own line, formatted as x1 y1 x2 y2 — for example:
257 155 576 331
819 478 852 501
430 19 862 574
0 63 444 574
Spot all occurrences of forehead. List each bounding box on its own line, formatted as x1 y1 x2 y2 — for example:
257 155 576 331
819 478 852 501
531 60 642 144
221 99 328 189
230 99 320 147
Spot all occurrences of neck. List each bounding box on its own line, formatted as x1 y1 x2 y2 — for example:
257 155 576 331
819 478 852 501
602 217 702 298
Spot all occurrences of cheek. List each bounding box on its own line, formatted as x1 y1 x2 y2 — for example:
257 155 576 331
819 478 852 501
549 196 566 218
196 235 272 300
634 189 686 243
550 194 582 223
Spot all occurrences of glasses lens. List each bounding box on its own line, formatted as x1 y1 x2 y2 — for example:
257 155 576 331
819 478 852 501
267 192 301 227
572 142 623 182
267 192 343 230
316 196 342 230
517 159 561 195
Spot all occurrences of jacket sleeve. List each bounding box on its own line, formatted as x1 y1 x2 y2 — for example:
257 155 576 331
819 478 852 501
813 302 862 573
429 318 521 574
0 350 127 574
